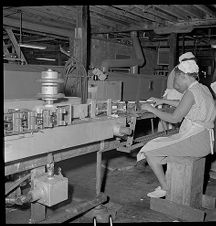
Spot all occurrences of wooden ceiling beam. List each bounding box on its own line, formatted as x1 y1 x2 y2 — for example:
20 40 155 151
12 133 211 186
16 7 75 30
5 26 69 40
91 18 216 34
136 5 178 23
194 5 216 18
90 10 129 27
177 5 206 19
42 6 77 22
153 5 188 20
114 5 165 25
59 6 111 31
90 11 125 28
91 35 211 48
98 5 143 23
3 17 73 37
90 5 134 25
22 37 55 43
20 6 77 25
60 5 117 29
13 13 74 32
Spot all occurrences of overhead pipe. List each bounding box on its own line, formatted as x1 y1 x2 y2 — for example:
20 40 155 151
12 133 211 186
101 31 145 74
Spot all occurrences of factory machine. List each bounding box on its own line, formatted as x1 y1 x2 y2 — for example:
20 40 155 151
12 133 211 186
4 69 177 223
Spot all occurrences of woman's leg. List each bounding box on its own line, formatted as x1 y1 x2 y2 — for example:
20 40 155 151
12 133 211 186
145 154 168 191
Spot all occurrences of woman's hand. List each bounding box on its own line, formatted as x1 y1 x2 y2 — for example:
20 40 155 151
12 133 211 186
140 103 154 112
147 97 164 107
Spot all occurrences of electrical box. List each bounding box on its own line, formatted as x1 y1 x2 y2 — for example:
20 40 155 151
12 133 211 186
34 174 68 207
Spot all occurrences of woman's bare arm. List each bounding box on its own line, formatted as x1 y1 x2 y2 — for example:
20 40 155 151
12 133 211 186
148 97 180 107
143 90 195 124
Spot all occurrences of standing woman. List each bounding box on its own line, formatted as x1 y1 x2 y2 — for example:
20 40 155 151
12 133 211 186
137 59 216 198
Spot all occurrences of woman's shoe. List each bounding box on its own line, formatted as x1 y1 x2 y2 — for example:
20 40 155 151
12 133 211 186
147 186 166 198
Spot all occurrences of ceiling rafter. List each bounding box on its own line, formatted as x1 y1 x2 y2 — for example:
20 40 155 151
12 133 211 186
135 5 178 23
24 6 77 24
97 5 143 24
3 17 73 37
89 6 130 26
60 5 117 30
90 5 137 25
152 5 189 20
90 11 127 28
57 7 111 32
4 25 69 41
3 6 216 45
16 7 75 30
10 13 75 32
194 5 216 18
114 5 166 25
177 5 206 19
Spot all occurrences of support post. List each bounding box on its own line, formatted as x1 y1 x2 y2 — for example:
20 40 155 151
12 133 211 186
168 33 177 73
96 141 104 196
69 31 75 56
74 5 89 104
30 166 46 223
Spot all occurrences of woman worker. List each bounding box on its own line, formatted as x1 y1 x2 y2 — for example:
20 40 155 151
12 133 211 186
163 52 196 100
158 52 196 132
137 59 216 198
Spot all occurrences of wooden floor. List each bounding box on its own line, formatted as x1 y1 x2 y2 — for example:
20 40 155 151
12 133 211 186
6 148 216 223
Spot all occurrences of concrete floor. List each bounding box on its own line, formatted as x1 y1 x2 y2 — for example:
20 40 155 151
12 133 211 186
6 148 216 223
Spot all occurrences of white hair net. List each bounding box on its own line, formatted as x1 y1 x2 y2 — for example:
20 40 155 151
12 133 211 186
177 60 199 74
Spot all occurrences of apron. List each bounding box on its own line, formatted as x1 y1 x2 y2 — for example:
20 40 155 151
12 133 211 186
137 117 214 162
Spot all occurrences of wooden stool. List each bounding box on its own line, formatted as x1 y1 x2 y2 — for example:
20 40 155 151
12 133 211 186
166 156 205 208
150 156 216 221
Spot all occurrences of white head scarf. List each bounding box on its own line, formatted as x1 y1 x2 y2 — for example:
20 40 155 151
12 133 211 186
177 60 199 74
179 52 195 63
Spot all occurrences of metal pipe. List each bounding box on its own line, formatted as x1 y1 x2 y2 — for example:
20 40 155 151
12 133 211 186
101 31 145 73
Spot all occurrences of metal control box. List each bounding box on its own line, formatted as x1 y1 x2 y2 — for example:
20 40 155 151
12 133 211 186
34 174 68 207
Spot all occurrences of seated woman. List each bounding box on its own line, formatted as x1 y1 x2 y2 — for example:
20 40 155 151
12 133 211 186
158 52 196 132
137 59 216 198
